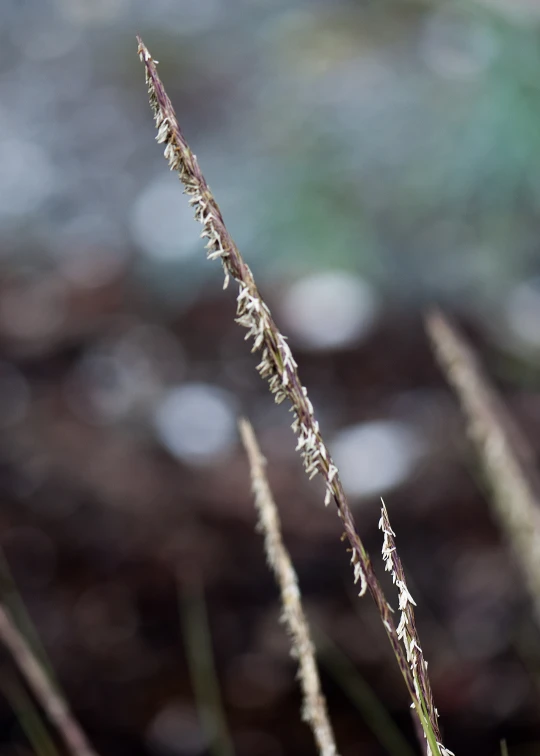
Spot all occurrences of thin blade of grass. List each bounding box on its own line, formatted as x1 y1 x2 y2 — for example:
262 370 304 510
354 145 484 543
2 677 60 756
178 579 235 756
0 549 58 686
313 626 416 756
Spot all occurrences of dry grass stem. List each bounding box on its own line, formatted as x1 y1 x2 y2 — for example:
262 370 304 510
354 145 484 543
0 603 99 756
137 37 450 752
426 310 540 628
239 418 339 756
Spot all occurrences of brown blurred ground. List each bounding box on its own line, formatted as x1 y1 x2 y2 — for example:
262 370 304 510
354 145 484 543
0 280 539 755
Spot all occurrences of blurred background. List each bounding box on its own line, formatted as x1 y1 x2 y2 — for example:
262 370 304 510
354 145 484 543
2 0 540 754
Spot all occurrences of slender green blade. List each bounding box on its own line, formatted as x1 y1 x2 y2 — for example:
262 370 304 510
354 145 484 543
314 625 416 756
3 677 60 756
179 579 235 756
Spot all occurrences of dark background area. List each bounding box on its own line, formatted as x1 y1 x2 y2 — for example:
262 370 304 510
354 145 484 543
2 0 540 754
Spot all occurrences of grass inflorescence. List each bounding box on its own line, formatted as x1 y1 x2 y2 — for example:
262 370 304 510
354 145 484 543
137 36 453 756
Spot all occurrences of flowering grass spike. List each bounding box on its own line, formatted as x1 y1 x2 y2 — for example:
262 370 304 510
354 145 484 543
137 36 452 754
380 501 453 756
240 419 339 756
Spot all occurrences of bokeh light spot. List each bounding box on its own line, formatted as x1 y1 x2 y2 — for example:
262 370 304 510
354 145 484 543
330 420 424 498
280 271 379 351
153 383 236 465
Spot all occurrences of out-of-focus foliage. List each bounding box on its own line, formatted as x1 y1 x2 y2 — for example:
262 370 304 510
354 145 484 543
3 0 540 308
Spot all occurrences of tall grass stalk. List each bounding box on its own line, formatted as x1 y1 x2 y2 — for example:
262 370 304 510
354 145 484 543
426 310 540 627
239 419 339 756
0 603 99 756
137 37 452 755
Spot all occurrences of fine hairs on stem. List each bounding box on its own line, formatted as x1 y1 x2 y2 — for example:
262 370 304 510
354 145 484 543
426 310 540 628
0 603 99 756
137 37 452 755
239 418 339 756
